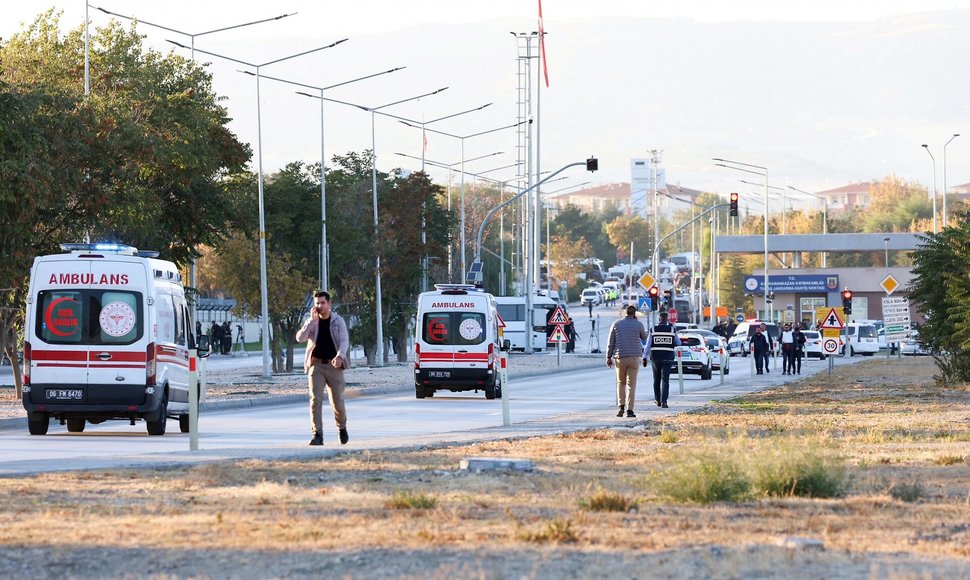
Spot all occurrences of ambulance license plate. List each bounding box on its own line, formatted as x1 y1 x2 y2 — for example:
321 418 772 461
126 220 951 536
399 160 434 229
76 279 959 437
429 371 451 379
46 389 83 400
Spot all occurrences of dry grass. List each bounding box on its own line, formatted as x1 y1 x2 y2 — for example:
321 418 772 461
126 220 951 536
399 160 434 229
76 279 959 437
2 357 970 577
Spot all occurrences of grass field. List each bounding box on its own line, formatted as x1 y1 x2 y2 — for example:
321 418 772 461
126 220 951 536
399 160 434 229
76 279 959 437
1 357 968 578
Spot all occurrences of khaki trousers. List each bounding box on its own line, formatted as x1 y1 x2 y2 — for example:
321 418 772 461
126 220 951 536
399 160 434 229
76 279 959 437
308 361 347 435
614 355 641 410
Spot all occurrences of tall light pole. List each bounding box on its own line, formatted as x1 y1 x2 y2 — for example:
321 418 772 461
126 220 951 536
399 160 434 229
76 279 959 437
922 144 938 234
714 158 771 321
884 236 890 268
304 89 450 366
405 121 526 282
943 134 960 229
788 185 828 267
169 39 348 379
245 66 407 292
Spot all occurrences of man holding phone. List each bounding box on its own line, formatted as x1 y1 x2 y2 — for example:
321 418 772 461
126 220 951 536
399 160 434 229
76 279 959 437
296 290 351 446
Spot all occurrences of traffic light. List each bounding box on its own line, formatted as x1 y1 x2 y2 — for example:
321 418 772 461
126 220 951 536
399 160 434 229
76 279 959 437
729 192 739 217
663 288 673 308
586 157 598 172
648 286 659 310
841 288 853 315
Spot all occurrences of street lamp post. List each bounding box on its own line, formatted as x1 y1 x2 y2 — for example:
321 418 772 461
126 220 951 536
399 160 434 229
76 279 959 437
405 121 526 284
245 67 406 292
787 186 828 267
921 144 938 234
303 89 450 366
714 158 771 321
169 39 349 379
884 236 890 268
943 134 960 229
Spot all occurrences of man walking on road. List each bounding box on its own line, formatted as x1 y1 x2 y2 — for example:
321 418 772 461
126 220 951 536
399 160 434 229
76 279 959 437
296 290 351 447
751 324 771 375
646 310 678 408
606 305 649 418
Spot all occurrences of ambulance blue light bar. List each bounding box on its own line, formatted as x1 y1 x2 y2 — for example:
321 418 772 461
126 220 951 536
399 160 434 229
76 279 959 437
59 243 159 258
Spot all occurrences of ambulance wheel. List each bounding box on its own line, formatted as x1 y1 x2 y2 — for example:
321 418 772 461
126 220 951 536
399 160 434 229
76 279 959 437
415 385 427 399
485 383 497 400
179 414 190 433
27 413 49 435
146 391 168 436
66 418 86 433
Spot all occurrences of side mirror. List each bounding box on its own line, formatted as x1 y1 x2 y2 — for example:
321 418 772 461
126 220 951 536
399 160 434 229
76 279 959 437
501 339 511 352
197 335 211 358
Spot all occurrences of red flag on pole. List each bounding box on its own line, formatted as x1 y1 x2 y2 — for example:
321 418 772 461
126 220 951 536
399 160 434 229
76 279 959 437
538 0 549 87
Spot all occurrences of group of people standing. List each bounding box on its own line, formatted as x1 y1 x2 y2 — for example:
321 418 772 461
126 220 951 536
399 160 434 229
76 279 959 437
208 321 236 355
748 321 807 375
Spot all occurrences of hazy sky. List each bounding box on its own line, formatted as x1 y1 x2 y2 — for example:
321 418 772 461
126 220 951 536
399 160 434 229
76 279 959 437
5 1 970 209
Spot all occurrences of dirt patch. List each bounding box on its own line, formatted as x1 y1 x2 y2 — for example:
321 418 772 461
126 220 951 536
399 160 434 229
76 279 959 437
2 357 969 577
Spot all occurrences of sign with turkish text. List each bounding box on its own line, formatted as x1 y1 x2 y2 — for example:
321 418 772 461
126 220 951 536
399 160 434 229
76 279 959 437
744 274 839 294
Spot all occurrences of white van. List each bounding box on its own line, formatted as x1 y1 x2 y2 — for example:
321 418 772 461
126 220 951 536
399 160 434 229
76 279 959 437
727 320 780 357
22 243 204 436
414 284 505 399
841 322 879 356
493 294 557 351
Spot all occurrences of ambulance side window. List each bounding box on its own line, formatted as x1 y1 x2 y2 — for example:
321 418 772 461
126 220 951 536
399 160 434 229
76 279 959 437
156 295 176 344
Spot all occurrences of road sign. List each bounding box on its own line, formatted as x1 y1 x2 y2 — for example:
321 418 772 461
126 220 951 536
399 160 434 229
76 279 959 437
637 271 657 292
882 296 911 342
879 273 901 295
822 328 841 339
548 306 570 325
820 308 844 330
822 338 839 354
548 324 567 342
638 296 652 311
667 308 678 323
495 312 506 328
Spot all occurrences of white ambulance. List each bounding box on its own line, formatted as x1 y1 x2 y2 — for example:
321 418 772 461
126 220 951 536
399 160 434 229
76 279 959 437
22 243 205 436
413 284 506 400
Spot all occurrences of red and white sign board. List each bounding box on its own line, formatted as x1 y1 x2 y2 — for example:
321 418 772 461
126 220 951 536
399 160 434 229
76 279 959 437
820 308 844 330
667 308 678 323
495 312 506 328
548 306 570 325
822 338 839 354
548 324 568 342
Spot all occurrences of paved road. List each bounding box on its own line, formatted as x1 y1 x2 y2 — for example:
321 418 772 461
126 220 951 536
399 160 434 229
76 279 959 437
0 353 861 476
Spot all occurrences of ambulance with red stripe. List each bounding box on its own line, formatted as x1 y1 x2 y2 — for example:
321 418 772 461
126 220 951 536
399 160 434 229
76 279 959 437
413 284 506 400
22 243 202 436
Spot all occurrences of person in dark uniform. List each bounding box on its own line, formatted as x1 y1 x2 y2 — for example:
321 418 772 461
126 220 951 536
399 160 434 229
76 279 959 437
565 321 578 353
792 322 807 374
750 324 771 374
645 310 679 408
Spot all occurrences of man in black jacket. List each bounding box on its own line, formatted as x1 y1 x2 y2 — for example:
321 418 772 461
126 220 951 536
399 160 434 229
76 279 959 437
750 324 772 375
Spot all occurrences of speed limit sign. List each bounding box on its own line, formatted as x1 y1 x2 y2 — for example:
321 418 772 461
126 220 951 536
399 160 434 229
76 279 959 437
822 338 839 354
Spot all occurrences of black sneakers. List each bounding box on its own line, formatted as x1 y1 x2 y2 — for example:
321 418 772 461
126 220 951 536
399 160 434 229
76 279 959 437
626 410 636 418
661 402 669 408
339 428 349 445
616 406 625 417
309 432 323 446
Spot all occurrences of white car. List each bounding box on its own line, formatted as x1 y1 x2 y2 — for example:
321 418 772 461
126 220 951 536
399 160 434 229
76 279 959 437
673 333 714 379
802 330 824 359
703 336 730 374
900 331 929 356
580 288 602 306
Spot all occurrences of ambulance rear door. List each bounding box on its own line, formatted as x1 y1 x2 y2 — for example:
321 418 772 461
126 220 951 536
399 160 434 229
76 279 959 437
30 257 92 389
83 259 150 388
419 298 456 379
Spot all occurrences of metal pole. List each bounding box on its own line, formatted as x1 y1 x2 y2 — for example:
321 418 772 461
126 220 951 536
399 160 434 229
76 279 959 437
371 110 385 365
255 68 272 379
943 134 960 229
84 1 90 96
319 91 328 291
922 144 937 234
460 138 466 280
764 169 770 322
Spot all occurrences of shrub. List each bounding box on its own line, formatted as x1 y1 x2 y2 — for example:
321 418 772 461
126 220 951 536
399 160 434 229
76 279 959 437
658 430 678 443
578 488 638 512
655 451 751 504
889 480 924 503
750 444 847 498
384 490 438 510
517 518 579 543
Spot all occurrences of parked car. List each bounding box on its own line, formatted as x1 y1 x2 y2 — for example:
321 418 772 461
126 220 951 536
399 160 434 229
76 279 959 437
900 331 929 356
674 333 714 379
840 322 879 356
580 288 601 306
802 330 824 359
728 321 780 357
704 336 730 374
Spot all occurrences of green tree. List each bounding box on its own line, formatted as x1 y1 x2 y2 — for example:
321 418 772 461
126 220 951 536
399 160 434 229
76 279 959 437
908 212 970 384
604 215 652 260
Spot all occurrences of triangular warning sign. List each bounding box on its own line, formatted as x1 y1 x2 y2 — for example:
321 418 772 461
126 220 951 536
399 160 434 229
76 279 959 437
548 306 570 325
820 308 844 330
495 312 506 328
549 324 567 342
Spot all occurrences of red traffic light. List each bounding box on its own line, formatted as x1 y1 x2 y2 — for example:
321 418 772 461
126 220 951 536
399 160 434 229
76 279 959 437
729 192 739 217
841 289 853 301
648 286 659 298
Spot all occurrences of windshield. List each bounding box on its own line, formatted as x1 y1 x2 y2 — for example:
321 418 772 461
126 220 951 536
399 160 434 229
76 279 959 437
857 325 878 338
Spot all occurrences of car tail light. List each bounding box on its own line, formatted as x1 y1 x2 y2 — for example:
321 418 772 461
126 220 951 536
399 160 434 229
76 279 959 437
487 342 495 370
146 342 156 386
414 344 421 368
23 341 31 386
